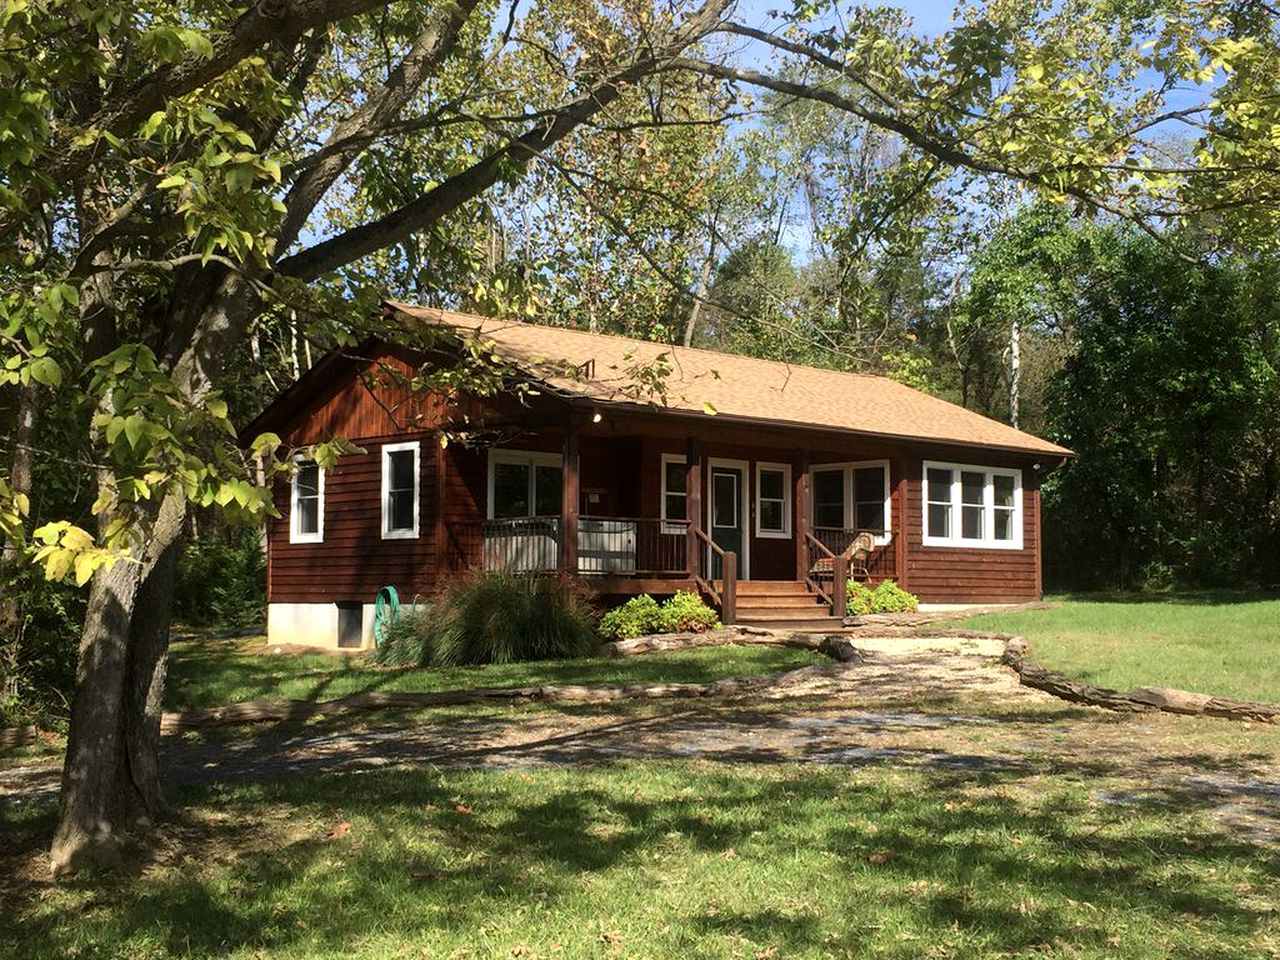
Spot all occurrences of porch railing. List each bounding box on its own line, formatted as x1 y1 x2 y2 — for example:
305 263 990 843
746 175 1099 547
449 516 691 576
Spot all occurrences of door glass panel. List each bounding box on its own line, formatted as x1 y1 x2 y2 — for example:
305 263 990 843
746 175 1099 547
493 461 530 518
813 469 844 528
712 472 737 528
534 464 562 516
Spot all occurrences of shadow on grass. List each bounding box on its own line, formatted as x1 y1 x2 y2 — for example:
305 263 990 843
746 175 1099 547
1048 589 1280 606
4 762 1277 958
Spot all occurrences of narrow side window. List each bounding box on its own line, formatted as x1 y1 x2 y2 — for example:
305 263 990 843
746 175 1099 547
382 442 420 539
290 460 324 544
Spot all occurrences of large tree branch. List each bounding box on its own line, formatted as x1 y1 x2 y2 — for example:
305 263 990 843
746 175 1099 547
275 0 736 280
1 0 406 240
671 58 1180 250
278 0 482 250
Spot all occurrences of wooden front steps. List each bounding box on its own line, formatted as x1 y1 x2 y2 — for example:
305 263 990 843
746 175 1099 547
729 579 843 631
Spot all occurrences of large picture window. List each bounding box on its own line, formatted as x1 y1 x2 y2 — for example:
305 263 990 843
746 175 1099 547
922 461 1023 549
381 441 420 539
755 463 791 538
488 450 563 519
290 460 324 544
809 461 891 543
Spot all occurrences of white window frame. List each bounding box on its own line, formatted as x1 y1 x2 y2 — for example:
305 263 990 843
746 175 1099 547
487 449 564 519
289 460 324 544
921 460 1024 550
808 460 892 546
755 462 792 539
381 441 421 540
660 453 689 534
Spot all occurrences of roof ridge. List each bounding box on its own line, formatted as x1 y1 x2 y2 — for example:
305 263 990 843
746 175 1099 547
385 300 893 387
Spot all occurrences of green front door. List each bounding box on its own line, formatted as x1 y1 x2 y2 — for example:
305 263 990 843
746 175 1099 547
710 465 743 579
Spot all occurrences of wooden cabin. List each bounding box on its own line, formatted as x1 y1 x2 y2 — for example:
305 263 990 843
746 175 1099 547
247 302 1072 649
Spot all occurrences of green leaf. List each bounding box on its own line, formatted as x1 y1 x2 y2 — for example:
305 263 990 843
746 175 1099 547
28 356 61 387
123 415 146 449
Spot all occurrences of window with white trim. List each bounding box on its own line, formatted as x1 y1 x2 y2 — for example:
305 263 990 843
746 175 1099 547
381 441 420 539
290 460 324 544
660 454 688 533
809 461 891 544
488 450 563 519
922 461 1023 549
755 463 791 537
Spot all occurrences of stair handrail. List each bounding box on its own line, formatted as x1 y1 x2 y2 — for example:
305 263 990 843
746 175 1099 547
803 531 847 620
693 526 737 624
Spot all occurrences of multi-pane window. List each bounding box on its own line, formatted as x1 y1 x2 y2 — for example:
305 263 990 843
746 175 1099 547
811 461 892 544
382 442 420 538
923 461 1023 548
756 463 791 537
489 451 563 519
661 455 687 532
290 460 323 543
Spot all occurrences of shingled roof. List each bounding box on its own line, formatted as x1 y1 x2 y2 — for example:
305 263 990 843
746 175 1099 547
386 301 1073 458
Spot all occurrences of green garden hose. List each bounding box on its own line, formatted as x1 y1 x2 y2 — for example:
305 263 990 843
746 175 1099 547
373 585 401 648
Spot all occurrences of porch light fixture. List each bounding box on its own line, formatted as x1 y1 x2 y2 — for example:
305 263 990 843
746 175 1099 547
591 410 603 423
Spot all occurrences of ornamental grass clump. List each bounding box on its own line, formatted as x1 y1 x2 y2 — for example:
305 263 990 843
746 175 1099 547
374 572 600 667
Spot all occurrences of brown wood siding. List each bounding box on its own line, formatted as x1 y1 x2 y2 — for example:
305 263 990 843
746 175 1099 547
269 435 440 603
264 354 1050 605
904 461 1042 602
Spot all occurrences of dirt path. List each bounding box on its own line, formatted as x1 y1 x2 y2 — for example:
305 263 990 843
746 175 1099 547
4 641 1278 843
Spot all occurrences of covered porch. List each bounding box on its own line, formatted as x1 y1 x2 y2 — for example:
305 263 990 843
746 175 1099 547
442 432 900 624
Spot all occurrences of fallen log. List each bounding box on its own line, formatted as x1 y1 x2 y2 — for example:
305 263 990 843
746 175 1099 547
1003 637 1280 723
158 661 854 733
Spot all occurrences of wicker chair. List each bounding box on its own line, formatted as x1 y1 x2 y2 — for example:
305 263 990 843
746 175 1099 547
808 530 876 582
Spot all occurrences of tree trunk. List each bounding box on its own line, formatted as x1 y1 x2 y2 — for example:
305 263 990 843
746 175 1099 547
0 379 39 708
49 488 186 875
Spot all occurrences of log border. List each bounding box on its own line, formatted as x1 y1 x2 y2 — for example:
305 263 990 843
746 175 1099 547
1003 637 1280 723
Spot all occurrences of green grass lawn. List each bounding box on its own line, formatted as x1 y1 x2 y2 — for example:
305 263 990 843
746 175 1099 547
961 595 1280 702
165 637 818 712
4 762 1276 959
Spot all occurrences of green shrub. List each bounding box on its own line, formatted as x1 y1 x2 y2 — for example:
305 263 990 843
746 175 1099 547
598 592 721 640
599 594 665 640
375 572 600 667
846 580 876 616
870 579 918 613
661 591 721 633
846 579 919 614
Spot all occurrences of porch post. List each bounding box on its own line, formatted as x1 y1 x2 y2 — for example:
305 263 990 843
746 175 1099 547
794 450 810 581
434 438 448 577
560 428 580 573
894 454 909 591
685 436 702 578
